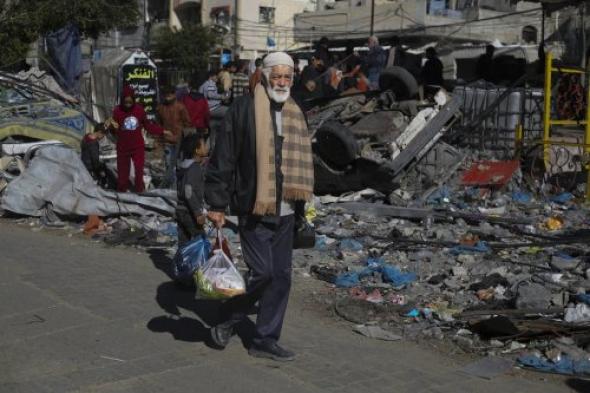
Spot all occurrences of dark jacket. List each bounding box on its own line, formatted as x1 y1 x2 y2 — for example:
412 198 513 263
81 135 100 177
176 159 205 217
421 58 444 86
205 95 257 215
205 94 308 220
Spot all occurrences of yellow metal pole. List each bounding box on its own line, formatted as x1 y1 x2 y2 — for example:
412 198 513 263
543 51 553 169
515 124 523 159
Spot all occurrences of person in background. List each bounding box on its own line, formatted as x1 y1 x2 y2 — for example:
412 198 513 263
206 52 314 361
300 56 325 88
176 134 209 246
218 62 237 95
183 83 211 138
365 35 386 90
420 47 444 99
249 58 263 94
344 47 362 78
293 58 302 87
295 55 329 105
476 44 496 82
156 86 192 188
109 85 169 193
199 70 230 150
232 62 250 99
314 36 332 67
81 123 106 183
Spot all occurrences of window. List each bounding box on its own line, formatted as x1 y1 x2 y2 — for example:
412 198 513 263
522 26 538 44
259 6 275 24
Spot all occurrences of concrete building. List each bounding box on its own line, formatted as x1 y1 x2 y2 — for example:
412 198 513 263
294 0 549 46
201 0 315 60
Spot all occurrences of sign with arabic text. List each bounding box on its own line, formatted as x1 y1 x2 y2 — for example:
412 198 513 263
122 64 158 119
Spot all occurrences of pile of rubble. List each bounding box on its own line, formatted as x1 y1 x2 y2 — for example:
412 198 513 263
302 167 590 377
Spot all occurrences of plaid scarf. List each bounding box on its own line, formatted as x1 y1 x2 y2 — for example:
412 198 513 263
253 83 314 216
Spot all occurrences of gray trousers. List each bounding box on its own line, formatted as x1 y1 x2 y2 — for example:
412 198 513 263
220 215 294 346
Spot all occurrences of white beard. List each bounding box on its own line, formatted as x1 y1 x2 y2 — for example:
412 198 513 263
266 85 290 103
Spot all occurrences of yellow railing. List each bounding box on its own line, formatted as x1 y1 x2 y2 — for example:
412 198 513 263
542 51 590 200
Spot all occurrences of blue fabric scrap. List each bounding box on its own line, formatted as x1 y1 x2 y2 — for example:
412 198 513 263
450 241 490 255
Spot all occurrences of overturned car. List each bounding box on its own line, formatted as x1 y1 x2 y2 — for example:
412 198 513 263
305 66 462 198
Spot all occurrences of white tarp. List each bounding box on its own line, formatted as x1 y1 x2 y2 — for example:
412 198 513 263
1 145 176 217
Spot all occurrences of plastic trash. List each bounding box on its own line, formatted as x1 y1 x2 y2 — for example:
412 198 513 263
339 238 363 252
315 235 328 250
172 234 211 283
450 241 490 255
305 202 317 223
426 186 450 205
512 191 532 204
195 231 245 299
564 303 590 323
159 222 178 237
576 293 590 305
334 259 416 289
550 192 574 204
517 353 590 376
543 216 565 231
381 265 417 287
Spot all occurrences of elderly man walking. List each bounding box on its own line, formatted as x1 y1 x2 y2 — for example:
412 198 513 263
205 52 314 361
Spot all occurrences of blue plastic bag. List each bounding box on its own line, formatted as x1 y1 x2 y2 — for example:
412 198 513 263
334 258 416 288
450 241 490 255
339 239 363 252
550 192 574 204
173 235 211 283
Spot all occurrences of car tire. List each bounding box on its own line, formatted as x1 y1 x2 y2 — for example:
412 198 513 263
315 121 359 168
379 66 419 99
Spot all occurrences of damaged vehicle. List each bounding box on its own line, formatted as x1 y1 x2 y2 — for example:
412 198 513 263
306 66 462 197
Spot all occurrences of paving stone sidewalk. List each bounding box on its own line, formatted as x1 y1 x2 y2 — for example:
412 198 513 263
0 223 585 393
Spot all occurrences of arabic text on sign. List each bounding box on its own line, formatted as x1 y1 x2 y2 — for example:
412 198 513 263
125 68 155 81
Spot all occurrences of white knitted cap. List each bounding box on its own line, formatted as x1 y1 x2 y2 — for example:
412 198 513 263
263 52 294 69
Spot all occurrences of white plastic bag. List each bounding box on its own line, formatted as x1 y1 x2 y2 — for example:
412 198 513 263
195 231 245 299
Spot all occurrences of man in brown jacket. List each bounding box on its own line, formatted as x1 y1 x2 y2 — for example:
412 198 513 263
156 86 192 188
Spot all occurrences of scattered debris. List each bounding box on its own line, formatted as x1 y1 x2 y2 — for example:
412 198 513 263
353 324 402 341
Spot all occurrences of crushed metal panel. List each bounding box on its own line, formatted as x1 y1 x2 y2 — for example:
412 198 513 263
383 97 461 177
461 160 520 187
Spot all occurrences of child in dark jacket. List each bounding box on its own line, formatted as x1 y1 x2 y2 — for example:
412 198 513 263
81 123 106 183
176 134 209 245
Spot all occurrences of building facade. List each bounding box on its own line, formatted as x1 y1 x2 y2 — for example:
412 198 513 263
294 0 548 46
202 0 315 60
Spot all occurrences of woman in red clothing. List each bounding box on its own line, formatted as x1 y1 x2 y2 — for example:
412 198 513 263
108 85 168 193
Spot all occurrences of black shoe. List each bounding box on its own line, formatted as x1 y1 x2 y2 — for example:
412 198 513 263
210 324 233 348
248 342 295 362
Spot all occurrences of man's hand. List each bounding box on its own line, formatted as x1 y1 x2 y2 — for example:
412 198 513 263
163 130 173 138
207 211 225 229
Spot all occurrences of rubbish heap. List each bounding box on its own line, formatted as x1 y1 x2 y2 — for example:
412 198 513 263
303 161 590 377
